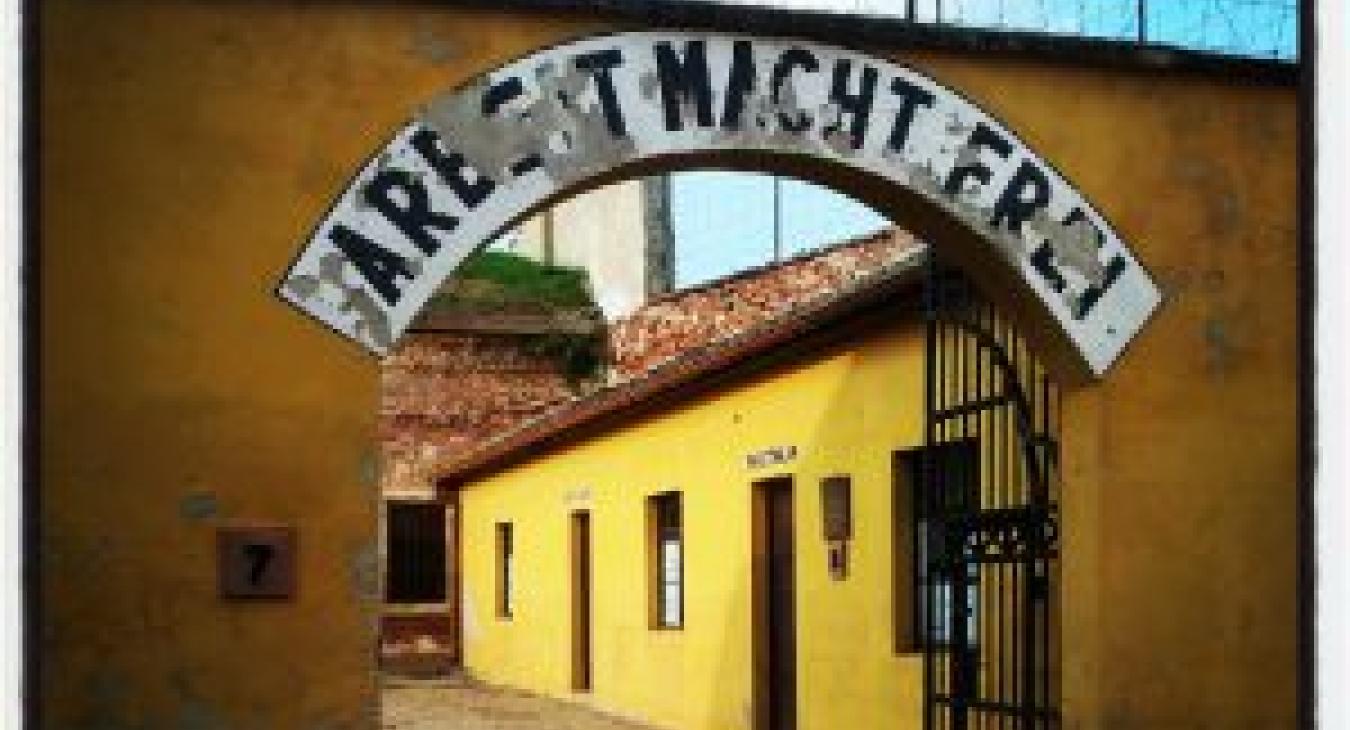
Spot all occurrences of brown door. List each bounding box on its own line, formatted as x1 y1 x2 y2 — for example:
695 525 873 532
754 478 795 730
571 511 592 691
447 492 462 665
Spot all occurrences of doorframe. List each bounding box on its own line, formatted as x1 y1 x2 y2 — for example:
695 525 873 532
570 509 593 692
752 475 795 730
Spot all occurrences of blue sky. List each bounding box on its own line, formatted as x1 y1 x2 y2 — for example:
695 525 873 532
670 172 889 288
694 0 1298 59
663 0 1296 289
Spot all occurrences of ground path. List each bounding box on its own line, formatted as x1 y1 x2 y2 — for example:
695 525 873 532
382 675 662 730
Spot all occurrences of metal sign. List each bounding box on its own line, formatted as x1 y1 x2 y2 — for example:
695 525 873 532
278 32 1160 376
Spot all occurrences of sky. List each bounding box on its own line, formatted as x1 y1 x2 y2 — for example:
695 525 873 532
670 172 889 288
661 0 1297 289
688 0 1298 59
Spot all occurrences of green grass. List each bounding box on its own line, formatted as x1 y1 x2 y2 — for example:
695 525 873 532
428 250 597 312
421 250 606 386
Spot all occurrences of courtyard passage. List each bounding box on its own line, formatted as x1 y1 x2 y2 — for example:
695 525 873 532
382 675 662 730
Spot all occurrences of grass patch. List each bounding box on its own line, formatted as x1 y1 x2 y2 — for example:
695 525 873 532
429 250 597 312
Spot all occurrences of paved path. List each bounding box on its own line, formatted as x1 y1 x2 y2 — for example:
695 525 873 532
382 675 661 730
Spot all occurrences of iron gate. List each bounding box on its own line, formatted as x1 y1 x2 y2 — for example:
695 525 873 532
920 262 1061 729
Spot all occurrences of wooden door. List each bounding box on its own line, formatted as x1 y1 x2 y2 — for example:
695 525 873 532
571 511 592 692
754 478 795 730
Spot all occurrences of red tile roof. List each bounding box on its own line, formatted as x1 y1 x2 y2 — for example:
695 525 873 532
437 228 927 490
610 228 923 379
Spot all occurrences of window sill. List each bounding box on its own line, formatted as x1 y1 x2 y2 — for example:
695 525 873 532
383 602 451 615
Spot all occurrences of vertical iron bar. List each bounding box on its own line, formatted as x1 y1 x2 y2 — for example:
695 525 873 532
923 256 937 730
976 297 987 728
994 307 1003 730
951 272 966 730
1019 332 1035 728
1041 371 1053 724
1137 0 1147 44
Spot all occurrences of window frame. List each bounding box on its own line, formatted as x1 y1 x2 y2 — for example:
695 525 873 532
647 491 684 630
384 501 448 605
496 522 514 620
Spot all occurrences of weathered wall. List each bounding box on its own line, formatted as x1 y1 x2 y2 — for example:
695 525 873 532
39 1 1297 728
459 319 929 730
381 333 581 496
38 2 602 727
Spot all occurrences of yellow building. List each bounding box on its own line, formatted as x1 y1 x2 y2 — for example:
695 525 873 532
439 240 1065 730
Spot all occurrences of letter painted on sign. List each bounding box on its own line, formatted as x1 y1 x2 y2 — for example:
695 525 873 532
654 40 715 131
825 59 879 150
771 48 819 132
279 32 1161 377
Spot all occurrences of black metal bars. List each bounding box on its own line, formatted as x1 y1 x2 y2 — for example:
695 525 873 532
921 261 1061 730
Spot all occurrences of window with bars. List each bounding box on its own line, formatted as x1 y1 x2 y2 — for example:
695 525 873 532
895 442 980 651
385 502 447 604
648 492 683 629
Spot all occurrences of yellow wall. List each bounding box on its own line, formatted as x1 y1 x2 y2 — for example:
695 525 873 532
460 321 928 730
40 1 1297 727
39 2 600 727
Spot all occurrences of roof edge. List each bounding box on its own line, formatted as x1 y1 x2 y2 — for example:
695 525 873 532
436 244 929 492
461 0 1298 85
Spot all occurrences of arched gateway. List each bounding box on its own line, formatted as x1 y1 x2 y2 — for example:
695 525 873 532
35 1 1302 727
278 32 1160 378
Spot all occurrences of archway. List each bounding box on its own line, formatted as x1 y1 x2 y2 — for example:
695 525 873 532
277 31 1160 380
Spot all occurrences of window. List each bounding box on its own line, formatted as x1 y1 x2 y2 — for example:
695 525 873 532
895 442 980 652
385 502 446 604
647 492 683 629
496 522 514 619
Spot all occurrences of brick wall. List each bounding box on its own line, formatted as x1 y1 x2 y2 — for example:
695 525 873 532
380 332 583 495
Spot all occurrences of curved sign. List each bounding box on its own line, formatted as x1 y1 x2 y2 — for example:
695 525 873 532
278 32 1160 377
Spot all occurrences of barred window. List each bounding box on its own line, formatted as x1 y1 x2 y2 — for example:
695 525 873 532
386 502 446 604
896 443 980 652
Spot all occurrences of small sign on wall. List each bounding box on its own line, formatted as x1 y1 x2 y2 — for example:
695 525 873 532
217 524 297 600
746 445 798 470
822 476 852 580
821 476 852 541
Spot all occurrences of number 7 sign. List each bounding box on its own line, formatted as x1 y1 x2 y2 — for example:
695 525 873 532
217 524 297 600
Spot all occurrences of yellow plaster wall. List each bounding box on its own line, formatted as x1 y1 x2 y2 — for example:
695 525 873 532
38 2 603 727
904 53 1298 729
460 323 928 730
40 2 1297 727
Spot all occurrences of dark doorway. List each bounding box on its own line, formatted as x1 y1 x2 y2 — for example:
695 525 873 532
571 510 592 692
753 477 795 730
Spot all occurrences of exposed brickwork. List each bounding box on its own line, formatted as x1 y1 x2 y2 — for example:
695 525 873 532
380 332 582 494
609 228 919 379
381 613 459 674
